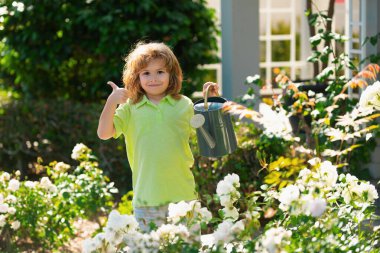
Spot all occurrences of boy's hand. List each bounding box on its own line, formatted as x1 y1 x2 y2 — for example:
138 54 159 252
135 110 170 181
203 82 219 97
107 81 129 105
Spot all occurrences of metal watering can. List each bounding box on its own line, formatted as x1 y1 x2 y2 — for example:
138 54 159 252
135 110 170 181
191 86 238 157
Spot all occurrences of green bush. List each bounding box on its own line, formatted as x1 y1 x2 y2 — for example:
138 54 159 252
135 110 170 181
0 144 117 252
0 98 132 196
0 0 219 101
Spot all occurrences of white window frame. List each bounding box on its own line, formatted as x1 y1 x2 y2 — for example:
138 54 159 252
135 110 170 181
345 0 366 97
259 0 305 85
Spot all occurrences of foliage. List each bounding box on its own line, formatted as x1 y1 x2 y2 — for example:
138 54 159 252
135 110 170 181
0 98 132 196
0 144 117 252
263 156 306 189
117 191 134 215
83 160 380 252
0 0 219 101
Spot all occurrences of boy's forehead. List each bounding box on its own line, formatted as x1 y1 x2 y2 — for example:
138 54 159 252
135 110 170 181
141 58 167 69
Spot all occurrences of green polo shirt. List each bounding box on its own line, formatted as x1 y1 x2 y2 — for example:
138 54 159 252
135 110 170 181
113 95 197 207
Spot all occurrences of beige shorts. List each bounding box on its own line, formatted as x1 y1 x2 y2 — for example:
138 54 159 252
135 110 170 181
134 205 168 232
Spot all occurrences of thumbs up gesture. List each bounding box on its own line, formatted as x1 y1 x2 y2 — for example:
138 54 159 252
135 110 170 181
107 81 129 105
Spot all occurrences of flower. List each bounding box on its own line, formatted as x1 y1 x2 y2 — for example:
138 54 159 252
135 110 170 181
258 103 294 141
71 143 91 160
216 174 241 208
168 201 192 223
152 224 189 244
0 172 10 181
278 185 300 206
54 162 70 173
213 220 234 244
11 220 20 230
359 81 380 110
0 215 6 227
0 203 9 213
40 177 57 193
8 179 20 192
222 206 239 221
82 233 106 253
260 227 292 253
224 173 240 188
318 161 338 188
24 181 37 188
305 198 327 217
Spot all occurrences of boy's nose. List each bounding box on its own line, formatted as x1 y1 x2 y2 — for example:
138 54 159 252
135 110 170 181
150 74 158 82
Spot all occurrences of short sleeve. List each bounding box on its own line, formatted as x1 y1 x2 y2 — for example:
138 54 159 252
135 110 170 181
113 102 130 139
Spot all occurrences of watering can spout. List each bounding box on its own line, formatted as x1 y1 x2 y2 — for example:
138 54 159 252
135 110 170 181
190 114 216 149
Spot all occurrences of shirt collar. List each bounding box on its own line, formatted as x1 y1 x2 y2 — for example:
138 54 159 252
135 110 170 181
135 95 177 108
163 95 176 106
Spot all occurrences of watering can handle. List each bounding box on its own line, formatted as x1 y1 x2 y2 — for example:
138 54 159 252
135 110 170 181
204 85 213 111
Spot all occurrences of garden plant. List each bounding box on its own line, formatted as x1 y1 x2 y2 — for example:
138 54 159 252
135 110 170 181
1 1 380 252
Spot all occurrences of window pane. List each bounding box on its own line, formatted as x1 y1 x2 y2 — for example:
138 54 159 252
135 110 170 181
272 41 291 61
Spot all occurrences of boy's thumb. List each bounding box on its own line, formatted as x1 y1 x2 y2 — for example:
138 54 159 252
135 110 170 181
107 81 118 90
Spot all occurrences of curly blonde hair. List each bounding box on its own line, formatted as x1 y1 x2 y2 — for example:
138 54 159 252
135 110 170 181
122 42 183 104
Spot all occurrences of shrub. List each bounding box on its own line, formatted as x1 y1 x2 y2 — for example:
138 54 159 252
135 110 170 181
0 98 132 196
83 161 380 252
0 144 117 252
0 0 219 101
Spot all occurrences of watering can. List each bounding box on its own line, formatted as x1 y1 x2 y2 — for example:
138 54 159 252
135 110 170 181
191 86 238 157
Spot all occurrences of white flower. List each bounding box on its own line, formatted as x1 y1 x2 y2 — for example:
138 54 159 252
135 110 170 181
199 207 212 223
0 215 6 227
6 195 17 203
358 182 379 203
278 185 300 206
359 81 380 110
258 103 293 141
54 162 70 173
216 180 235 196
213 220 234 244
0 172 10 181
8 207 16 215
0 203 9 213
153 224 189 244
308 90 316 97
11 220 20 230
107 210 138 232
222 206 239 221
24 181 37 188
246 74 260 84
306 198 327 217
168 201 192 223
40 177 57 193
318 161 338 188
82 238 98 253
8 179 20 192
231 220 245 234
71 143 91 160
216 174 241 208
261 227 292 253
224 173 240 188
311 109 320 117
307 157 320 166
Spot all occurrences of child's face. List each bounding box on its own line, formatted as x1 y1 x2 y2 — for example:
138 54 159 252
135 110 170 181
139 58 170 101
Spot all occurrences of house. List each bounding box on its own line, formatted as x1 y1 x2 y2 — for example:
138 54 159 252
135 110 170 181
207 0 380 179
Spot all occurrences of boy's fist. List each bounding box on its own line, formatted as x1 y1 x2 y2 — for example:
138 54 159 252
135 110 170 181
107 81 129 105
203 82 219 97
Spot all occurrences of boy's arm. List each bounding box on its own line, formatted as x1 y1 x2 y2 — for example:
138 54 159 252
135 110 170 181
97 81 129 140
